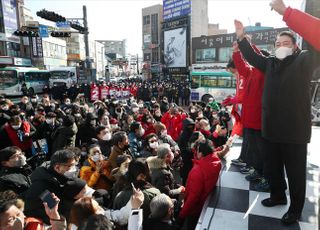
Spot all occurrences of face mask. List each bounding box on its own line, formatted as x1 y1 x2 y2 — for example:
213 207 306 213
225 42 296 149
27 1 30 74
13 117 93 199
46 119 54 124
102 132 112 141
149 141 159 149
190 109 196 113
11 124 21 130
90 120 96 127
168 151 174 163
161 130 167 137
1 106 9 111
110 124 118 129
91 154 101 162
64 166 78 179
132 107 139 113
147 118 153 123
198 113 203 118
275 46 293 60
139 128 145 136
204 125 211 131
65 101 71 105
31 98 37 103
155 110 161 116
151 100 156 104
14 155 27 167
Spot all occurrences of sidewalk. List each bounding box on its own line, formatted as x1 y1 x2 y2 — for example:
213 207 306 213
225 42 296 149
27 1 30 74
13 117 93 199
197 127 320 230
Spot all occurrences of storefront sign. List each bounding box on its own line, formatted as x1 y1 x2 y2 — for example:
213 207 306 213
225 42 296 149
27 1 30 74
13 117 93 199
163 0 191 21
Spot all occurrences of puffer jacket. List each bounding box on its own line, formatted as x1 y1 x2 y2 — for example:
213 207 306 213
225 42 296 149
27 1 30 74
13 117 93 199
179 153 221 218
147 156 180 198
79 158 114 191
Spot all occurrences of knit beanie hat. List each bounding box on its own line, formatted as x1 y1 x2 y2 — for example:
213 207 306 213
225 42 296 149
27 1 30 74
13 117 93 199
63 178 87 199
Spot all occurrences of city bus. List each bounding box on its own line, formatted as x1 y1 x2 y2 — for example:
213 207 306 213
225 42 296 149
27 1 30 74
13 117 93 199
49 67 78 88
190 65 236 103
0 67 50 97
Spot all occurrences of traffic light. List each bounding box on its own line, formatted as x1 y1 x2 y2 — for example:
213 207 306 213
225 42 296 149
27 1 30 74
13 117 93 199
36 9 66 22
70 23 88 34
13 30 39 37
50 31 71 37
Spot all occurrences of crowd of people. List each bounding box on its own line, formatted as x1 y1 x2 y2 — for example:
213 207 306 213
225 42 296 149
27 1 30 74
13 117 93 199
1 0 319 228
0 74 232 230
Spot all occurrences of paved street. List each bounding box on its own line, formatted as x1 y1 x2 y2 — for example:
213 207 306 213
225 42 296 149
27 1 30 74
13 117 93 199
197 126 320 230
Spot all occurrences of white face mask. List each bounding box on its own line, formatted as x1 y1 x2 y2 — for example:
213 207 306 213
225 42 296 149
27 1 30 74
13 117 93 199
64 166 78 178
46 119 54 124
139 128 145 136
149 141 159 149
11 124 21 130
190 109 196 113
132 107 139 113
275 46 293 60
204 125 211 131
102 132 112 141
91 154 102 162
168 151 174 163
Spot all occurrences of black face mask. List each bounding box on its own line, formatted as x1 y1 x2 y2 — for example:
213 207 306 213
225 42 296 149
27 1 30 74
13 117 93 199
121 144 130 151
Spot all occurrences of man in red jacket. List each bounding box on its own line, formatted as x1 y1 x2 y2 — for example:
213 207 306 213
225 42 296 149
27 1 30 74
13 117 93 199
231 41 271 192
270 0 320 51
179 139 221 230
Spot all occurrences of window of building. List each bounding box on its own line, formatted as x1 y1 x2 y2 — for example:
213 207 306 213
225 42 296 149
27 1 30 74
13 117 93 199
151 14 158 44
151 48 159 63
195 48 216 62
143 15 150 25
218 47 233 62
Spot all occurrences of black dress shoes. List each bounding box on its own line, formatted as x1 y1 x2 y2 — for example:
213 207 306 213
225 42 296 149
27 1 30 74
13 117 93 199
261 198 287 207
281 212 301 225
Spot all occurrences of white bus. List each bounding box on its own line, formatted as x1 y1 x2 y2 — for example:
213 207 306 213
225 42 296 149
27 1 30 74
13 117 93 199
190 65 236 103
49 67 77 88
0 67 50 96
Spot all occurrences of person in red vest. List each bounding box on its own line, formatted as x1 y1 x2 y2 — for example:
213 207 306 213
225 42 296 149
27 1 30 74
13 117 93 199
0 115 34 158
270 0 320 51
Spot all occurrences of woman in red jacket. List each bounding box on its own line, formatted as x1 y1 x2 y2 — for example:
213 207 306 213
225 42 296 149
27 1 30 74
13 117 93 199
270 0 320 51
179 139 221 230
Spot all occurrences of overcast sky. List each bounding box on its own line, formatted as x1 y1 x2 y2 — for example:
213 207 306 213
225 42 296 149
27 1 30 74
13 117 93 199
25 0 303 56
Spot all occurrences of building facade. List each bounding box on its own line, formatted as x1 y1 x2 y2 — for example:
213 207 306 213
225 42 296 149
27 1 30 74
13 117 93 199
96 39 126 58
190 0 208 38
66 33 86 67
142 4 163 79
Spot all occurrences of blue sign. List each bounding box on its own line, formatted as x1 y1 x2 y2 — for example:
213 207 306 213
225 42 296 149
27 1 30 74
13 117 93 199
39 25 49 38
56 21 70 28
163 0 191 21
1 0 19 43
191 92 199 101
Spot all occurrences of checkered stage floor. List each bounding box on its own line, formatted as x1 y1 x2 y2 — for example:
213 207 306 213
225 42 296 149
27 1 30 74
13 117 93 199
196 127 320 230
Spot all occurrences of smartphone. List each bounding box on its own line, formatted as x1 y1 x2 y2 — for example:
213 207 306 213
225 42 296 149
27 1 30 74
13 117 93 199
39 190 57 209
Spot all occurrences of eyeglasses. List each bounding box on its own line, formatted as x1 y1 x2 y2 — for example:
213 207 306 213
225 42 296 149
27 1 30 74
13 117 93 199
60 163 76 168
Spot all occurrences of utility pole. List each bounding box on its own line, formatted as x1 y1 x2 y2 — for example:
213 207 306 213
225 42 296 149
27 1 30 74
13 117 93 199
83 5 90 62
136 53 139 75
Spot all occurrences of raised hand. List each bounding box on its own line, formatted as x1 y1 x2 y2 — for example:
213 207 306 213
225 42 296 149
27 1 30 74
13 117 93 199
131 183 144 209
43 193 61 220
270 0 287 15
234 19 245 40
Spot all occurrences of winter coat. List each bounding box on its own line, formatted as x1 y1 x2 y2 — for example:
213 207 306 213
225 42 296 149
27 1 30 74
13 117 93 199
145 218 180 230
0 121 34 157
159 134 183 170
233 50 264 130
51 123 78 153
179 153 221 219
128 132 143 158
113 181 160 225
24 165 72 224
79 158 114 191
283 7 320 51
109 145 131 170
33 121 60 156
77 122 96 146
161 112 183 141
238 38 312 144
178 118 195 185
0 165 32 197
147 156 180 198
